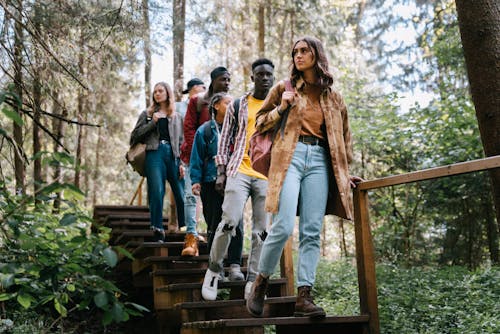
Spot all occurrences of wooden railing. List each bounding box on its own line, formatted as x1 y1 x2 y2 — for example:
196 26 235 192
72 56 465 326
129 177 145 205
352 155 500 334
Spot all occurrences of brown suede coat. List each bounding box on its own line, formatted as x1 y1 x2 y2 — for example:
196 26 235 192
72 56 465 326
255 78 354 220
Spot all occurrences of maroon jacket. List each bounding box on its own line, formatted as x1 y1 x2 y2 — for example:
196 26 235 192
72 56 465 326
181 93 210 164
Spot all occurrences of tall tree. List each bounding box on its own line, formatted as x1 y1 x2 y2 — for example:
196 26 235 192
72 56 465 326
12 0 25 194
258 1 265 54
74 31 86 189
173 0 185 101
32 1 43 197
455 0 500 235
142 0 151 108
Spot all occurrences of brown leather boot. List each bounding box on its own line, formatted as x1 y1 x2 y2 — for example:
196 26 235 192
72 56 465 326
246 274 269 317
294 286 326 318
181 233 199 256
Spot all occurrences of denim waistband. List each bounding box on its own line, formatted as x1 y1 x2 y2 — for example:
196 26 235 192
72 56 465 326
159 139 170 145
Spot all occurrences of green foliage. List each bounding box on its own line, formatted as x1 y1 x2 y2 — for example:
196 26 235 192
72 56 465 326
377 264 500 333
314 260 500 333
314 260 360 315
0 183 148 332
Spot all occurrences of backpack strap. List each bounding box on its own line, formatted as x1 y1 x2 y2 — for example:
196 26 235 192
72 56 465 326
202 120 216 166
203 119 215 143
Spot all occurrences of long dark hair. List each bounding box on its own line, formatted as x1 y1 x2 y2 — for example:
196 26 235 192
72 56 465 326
290 36 334 89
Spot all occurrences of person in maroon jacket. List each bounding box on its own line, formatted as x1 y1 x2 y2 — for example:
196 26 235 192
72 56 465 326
180 66 231 256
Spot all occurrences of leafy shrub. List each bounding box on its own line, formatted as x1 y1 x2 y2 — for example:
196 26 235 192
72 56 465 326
314 259 500 333
0 182 147 332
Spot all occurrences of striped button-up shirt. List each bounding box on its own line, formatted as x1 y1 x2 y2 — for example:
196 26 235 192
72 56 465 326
215 92 252 176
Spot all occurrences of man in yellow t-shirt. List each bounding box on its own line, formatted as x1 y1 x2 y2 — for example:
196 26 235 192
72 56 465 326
202 58 275 301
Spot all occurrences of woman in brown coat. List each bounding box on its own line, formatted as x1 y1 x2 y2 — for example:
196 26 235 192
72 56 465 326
246 36 362 318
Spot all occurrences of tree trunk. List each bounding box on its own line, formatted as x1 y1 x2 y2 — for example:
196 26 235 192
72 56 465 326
52 90 66 211
33 2 43 198
455 0 500 233
74 32 85 189
173 0 186 102
484 190 499 263
92 126 102 207
142 0 151 108
258 1 265 55
13 0 25 194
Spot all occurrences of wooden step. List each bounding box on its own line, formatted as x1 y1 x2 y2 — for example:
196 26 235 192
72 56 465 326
131 241 209 258
154 279 289 310
144 254 249 269
109 220 169 230
181 315 370 334
156 296 296 334
176 296 296 323
130 254 250 284
152 267 249 284
111 230 195 245
102 213 169 225
93 205 149 221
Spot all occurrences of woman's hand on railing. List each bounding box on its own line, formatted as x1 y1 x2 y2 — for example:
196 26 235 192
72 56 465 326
349 175 364 188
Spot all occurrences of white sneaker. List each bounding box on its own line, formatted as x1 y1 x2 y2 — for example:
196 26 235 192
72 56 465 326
228 264 245 281
202 269 220 301
244 280 253 300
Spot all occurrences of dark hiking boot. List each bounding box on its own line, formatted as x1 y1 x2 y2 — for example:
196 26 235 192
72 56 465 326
152 228 165 243
294 286 326 318
246 274 269 317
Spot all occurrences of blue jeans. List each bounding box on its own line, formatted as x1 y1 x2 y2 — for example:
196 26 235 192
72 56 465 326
208 172 269 281
183 165 198 236
145 142 185 230
258 142 330 287
201 181 243 265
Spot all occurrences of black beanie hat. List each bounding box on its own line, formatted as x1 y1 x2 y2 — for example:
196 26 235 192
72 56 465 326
210 66 229 81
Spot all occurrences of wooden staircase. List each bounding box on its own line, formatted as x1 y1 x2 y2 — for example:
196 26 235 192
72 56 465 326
93 205 372 334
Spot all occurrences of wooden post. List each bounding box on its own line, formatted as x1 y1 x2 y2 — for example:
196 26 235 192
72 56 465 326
168 187 178 232
353 188 380 334
129 177 145 206
280 237 295 296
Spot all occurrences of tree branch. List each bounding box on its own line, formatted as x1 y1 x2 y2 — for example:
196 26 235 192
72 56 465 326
0 1 89 90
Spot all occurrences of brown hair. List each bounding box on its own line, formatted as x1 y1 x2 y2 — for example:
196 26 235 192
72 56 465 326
149 82 175 116
290 36 334 89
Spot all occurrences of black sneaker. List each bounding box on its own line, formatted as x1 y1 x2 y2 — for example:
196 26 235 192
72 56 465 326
152 228 165 243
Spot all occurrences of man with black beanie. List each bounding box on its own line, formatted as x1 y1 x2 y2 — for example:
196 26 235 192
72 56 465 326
180 66 230 257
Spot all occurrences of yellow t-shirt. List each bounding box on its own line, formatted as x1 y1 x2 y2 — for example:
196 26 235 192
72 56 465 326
237 95 267 180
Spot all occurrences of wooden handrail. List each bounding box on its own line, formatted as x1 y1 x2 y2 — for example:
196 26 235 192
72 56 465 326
352 155 500 334
129 177 145 205
358 155 500 191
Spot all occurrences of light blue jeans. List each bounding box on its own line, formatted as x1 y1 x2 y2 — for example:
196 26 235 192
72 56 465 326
208 172 269 282
183 165 198 236
258 142 330 287
145 142 185 230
